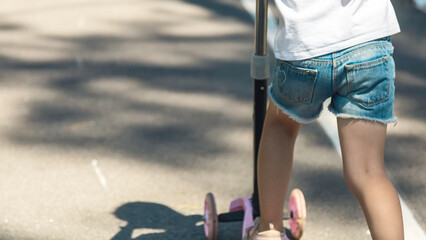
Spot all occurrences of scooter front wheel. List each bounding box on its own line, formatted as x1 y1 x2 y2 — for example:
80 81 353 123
204 193 218 240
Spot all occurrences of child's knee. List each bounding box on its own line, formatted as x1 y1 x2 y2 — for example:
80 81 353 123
343 163 387 193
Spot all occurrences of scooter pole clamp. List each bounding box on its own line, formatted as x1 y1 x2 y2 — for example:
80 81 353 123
250 52 270 80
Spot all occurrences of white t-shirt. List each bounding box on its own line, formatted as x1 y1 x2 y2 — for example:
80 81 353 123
274 0 401 60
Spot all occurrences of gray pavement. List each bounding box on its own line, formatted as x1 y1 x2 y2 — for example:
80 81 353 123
385 0 426 230
0 0 424 239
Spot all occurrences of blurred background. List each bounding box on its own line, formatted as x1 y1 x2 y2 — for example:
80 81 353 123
0 0 424 239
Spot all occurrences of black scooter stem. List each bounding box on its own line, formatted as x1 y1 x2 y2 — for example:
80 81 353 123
254 0 268 56
217 0 269 223
252 0 269 218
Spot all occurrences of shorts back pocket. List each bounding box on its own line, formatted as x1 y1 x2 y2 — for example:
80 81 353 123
272 61 318 105
345 56 391 107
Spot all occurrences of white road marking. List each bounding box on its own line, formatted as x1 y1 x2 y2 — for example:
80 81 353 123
240 0 426 239
92 159 108 191
320 106 426 240
132 228 166 238
400 196 426 239
317 101 341 153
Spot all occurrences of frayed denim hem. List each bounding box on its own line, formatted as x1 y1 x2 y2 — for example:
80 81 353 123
328 105 398 125
269 93 322 124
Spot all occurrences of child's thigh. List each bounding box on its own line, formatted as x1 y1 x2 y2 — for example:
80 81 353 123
337 118 387 175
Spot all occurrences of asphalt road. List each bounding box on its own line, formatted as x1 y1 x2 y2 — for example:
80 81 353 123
0 0 424 239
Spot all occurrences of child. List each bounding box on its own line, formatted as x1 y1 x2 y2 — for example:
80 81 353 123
245 0 404 239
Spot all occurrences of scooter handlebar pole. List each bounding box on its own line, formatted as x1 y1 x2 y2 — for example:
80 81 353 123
250 0 270 80
216 0 270 223
255 0 268 56
251 0 269 219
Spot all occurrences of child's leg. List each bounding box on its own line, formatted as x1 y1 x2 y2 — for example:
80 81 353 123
257 100 302 232
337 118 404 240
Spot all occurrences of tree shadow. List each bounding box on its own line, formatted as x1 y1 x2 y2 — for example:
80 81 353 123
391 0 426 121
0 0 424 237
384 134 426 228
182 0 253 23
0 22 24 31
0 0 257 168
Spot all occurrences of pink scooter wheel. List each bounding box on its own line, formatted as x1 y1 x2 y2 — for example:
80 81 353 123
204 193 218 240
288 189 306 239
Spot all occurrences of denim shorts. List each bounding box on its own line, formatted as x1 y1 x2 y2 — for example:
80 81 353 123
270 37 397 124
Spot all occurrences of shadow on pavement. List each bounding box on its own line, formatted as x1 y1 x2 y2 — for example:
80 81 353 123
110 202 259 240
1 0 255 168
385 0 426 229
111 202 204 240
0 0 424 236
182 0 253 23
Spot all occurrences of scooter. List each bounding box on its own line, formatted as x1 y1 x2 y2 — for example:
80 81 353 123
203 0 306 239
